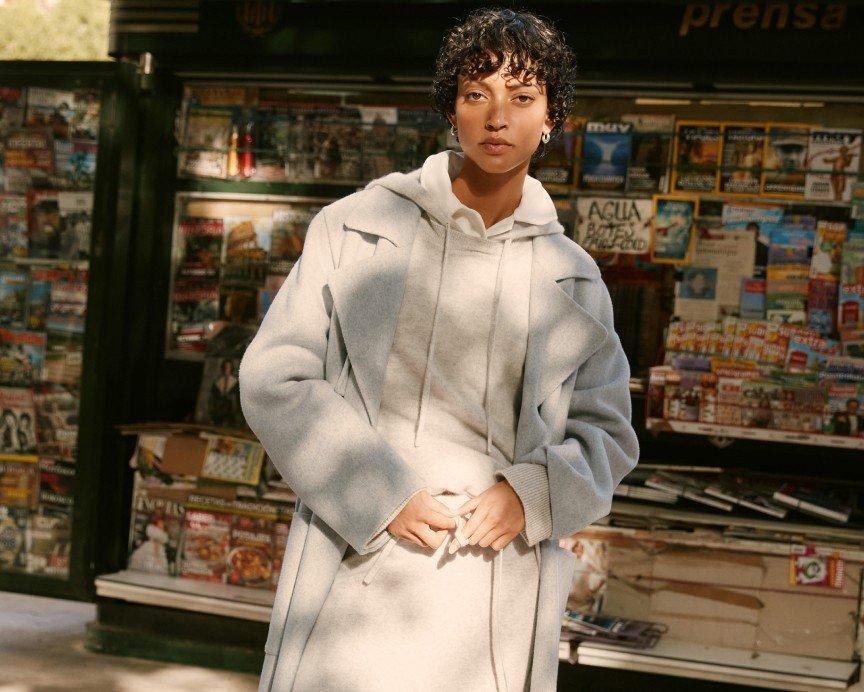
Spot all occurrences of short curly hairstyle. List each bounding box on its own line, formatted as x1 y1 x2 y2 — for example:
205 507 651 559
429 6 578 161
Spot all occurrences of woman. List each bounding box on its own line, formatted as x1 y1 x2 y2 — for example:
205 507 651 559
239 8 638 692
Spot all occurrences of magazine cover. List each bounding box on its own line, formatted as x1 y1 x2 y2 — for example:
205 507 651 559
221 215 271 286
52 139 97 190
252 100 290 182
0 386 36 457
227 509 275 588
34 383 78 462
285 103 364 183
57 191 92 260
839 238 864 331
574 196 652 255
270 203 322 274
219 284 258 324
358 106 400 180
4 129 53 192
26 504 71 577
25 88 75 138
27 189 61 259
578 121 632 192
0 504 28 571
0 328 46 387
622 114 674 194
808 278 839 336
200 434 265 486
761 123 810 198
194 323 256 428
178 106 234 179
177 217 224 280
45 268 88 334
271 514 292 590
42 332 83 387
169 279 219 353
650 194 698 264
0 88 24 138
530 114 586 191
127 484 186 576
672 121 721 193
804 128 862 202
810 220 848 281
720 123 765 195
0 194 27 259
721 201 784 273
70 89 100 141
25 278 50 331
37 457 74 507
0 270 28 328
179 500 232 583
0 460 37 507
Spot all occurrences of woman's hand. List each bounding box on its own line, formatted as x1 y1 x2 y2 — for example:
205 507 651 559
388 489 458 550
450 481 525 553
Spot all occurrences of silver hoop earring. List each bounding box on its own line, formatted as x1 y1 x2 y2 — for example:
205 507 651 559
450 124 458 138
541 131 550 144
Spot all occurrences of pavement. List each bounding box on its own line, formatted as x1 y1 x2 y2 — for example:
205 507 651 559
0 592 259 691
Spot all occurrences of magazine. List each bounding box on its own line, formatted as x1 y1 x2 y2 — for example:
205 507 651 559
178 107 233 179
0 505 27 571
650 195 698 264
804 128 862 202
270 204 321 274
0 194 27 259
169 280 219 353
578 121 632 192
4 129 53 192
27 190 61 259
177 217 224 280
761 123 810 198
57 191 92 260
839 238 864 331
194 323 256 429
26 504 71 577
34 383 78 462
179 499 232 582
200 433 266 486
127 483 186 576
227 509 275 588
720 123 765 195
0 328 46 387
672 121 721 193
0 386 37 456
0 88 24 138
622 114 674 194
24 88 75 139
531 115 585 191
0 270 28 328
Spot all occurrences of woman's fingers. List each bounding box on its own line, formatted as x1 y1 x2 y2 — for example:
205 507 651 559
477 526 506 549
454 495 480 516
423 505 458 530
414 523 446 550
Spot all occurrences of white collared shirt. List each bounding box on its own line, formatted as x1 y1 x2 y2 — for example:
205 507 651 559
419 149 558 240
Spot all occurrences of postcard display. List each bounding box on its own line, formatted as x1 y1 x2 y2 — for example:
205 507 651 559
0 87 98 581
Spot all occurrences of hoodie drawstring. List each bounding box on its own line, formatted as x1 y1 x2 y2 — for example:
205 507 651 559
485 237 511 455
414 219 451 446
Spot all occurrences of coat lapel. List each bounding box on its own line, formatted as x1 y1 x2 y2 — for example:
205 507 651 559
327 185 607 447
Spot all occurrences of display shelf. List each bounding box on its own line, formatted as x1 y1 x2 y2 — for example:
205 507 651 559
646 417 864 450
609 498 864 544
174 176 360 198
570 638 859 691
95 570 273 622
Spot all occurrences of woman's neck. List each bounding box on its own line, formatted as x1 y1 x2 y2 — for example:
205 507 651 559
451 155 528 229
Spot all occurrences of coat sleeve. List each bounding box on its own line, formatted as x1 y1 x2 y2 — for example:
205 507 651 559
238 207 429 556
498 274 639 547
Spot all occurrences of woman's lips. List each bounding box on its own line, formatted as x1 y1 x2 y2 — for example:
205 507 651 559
481 142 511 155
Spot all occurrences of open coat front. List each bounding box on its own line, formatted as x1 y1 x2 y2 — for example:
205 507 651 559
238 176 640 691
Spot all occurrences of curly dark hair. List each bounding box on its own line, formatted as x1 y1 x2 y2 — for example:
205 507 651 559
429 6 578 161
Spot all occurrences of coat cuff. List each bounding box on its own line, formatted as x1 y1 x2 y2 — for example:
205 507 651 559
495 463 553 547
363 486 427 552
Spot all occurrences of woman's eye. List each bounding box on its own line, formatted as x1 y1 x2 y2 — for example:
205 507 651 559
466 92 483 100
516 94 534 103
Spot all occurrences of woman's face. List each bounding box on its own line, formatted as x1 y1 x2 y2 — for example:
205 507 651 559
449 52 554 174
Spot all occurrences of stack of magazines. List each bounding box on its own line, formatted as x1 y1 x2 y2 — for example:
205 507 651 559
561 611 667 650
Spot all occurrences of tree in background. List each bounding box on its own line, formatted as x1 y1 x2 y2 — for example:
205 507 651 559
0 0 109 61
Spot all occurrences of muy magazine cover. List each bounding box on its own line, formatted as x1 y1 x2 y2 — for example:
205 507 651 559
579 121 632 192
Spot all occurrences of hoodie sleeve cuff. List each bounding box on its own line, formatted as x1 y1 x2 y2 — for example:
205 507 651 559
496 463 552 547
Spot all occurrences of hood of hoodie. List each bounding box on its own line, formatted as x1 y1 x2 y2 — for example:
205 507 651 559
365 149 563 242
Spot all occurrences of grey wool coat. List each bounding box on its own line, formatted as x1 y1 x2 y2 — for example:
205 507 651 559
238 172 640 691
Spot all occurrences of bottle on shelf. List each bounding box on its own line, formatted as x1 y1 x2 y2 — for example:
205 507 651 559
227 123 240 178
240 119 255 179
